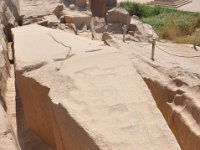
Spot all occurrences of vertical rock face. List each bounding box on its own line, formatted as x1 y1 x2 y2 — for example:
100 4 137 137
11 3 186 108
0 0 14 116
0 0 20 25
16 74 56 148
0 40 10 109
13 24 180 150
0 0 20 150
0 104 18 150
0 0 20 40
90 0 106 17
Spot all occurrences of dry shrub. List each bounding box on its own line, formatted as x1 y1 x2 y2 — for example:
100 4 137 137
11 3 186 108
123 2 200 45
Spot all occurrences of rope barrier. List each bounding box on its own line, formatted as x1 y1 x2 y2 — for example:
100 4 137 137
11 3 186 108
130 41 200 59
155 45 200 58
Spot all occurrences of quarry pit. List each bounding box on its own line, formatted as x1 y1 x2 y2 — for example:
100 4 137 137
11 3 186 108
0 0 200 150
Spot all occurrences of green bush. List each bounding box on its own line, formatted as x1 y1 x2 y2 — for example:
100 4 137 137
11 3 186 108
122 1 200 45
122 2 178 17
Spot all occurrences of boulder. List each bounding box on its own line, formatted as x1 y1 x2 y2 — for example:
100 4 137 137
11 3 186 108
75 0 87 8
12 24 180 150
129 18 158 41
44 15 60 28
90 0 106 17
52 4 64 17
90 17 107 33
64 15 73 23
129 23 137 32
65 23 78 34
102 32 112 41
64 14 91 29
37 20 48 27
106 7 131 27
59 16 65 23
107 23 123 34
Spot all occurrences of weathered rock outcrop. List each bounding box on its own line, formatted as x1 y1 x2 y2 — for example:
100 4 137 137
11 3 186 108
89 0 117 17
0 0 20 149
51 4 92 29
0 0 20 41
0 0 19 112
0 104 19 150
90 0 106 17
63 13 91 29
106 7 131 27
0 37 10 109
13 24 180 150
129 17 158 41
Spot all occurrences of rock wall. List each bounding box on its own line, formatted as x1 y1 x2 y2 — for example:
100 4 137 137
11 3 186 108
16 72 101 149
0 0 20 149
15 72 56 148
0 0 20 116
143 77 200 150
128 47 200 150
0 35 10 109
0 104 19 150
90 0 106 17
0 0 20 41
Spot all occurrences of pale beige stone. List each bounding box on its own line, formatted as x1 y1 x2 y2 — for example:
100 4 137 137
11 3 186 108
106 7 131 27
12 24 180 150
64 14 91 28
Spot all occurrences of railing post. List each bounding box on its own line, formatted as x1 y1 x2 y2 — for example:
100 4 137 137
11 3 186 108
151 39 156 61
194 43 198 51
122 25 127 43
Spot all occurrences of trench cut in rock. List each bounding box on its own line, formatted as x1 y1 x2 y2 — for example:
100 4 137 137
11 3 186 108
12 24 180 150
0 1 21 149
